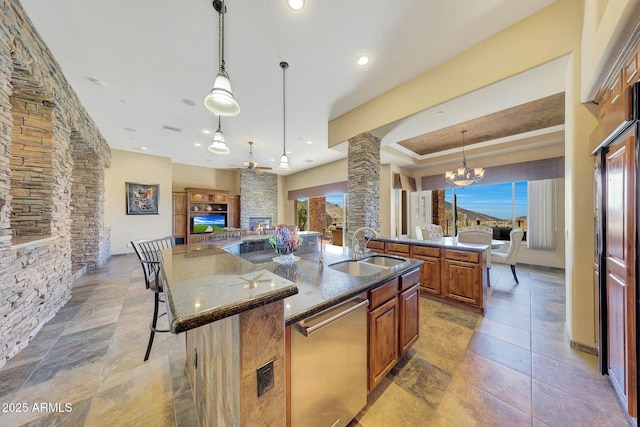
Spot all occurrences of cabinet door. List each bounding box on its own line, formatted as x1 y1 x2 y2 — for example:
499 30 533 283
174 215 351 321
605 127 637 418
368 296 398 392
172 192 186 238
415 255 441 295
442 258 482 306
399 284 420 355
227 195 240 228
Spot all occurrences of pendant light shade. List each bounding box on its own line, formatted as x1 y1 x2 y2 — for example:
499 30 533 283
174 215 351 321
445 130 484 187
208 115 230 154
277 61 290 170
204 0 240 117
204 70 240 116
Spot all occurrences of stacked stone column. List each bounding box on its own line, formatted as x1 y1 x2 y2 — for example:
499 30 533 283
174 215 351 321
347 132 380 246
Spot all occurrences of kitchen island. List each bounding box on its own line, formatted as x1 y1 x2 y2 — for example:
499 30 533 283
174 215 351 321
369 236 490 314
161 239 422 427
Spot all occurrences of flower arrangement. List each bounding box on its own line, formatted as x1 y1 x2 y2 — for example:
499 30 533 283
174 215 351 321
268 225 302 255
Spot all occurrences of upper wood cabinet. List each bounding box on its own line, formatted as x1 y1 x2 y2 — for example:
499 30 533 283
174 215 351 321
172 192 186 242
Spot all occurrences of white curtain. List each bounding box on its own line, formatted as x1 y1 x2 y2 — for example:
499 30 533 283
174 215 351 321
527 179 556 250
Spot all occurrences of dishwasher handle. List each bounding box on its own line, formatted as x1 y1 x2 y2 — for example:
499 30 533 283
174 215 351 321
298 298 369 337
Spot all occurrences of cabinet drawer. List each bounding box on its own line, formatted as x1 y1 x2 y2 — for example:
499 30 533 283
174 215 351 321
367 240 385 251
387 243 410 254
445 249 480 263
412 246 440 257
400 268 420 292
369 278 399 309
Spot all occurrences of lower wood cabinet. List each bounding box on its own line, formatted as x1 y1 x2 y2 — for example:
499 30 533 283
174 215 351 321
367 268 420 392
368 296 398 391
412 246 441 296
442 250 483 306
399 283 420 354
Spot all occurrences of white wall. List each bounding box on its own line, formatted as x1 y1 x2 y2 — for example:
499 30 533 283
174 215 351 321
105 149 173 255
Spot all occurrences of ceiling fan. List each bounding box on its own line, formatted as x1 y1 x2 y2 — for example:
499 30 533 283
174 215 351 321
242 141 272 174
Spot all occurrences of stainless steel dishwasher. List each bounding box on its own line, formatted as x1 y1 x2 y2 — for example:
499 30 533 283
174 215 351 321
291 295 369 427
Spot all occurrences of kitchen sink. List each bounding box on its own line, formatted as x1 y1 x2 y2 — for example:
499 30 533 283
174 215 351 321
361 255 406 268
329 260 386 276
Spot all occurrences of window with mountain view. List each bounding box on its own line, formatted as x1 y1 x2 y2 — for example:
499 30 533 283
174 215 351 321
444 182 527 239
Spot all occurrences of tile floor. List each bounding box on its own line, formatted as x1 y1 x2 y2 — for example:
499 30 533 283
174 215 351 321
0 254 631 426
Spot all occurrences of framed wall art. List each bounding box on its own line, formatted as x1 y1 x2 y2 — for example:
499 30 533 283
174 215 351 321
126 182 159 215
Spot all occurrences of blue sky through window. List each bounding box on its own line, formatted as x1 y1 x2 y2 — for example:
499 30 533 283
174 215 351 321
445 182 527 219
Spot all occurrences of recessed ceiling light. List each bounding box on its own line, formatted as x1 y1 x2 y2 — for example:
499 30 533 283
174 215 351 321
270 158 276 162
194 143 201 147
306 140 313 145
203 130 211 134
356 55 370 66
287 0 304 11
133 146 147 151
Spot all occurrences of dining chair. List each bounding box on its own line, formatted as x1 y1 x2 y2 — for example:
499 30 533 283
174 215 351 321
491 228 525 284
415 224 443 240
131 235 175 361
457 225 493 286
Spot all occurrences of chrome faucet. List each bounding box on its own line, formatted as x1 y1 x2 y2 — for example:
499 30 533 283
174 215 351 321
352 227 380 259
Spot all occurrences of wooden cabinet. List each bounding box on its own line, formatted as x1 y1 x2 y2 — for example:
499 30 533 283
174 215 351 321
374 239 487 313
367 240 385 254
227 195 240 229
398 269 420 355
172 192 187 242
368 296 398 392
411 246 441 295
442 250 483 307
184 188 231 244
367 269 420 392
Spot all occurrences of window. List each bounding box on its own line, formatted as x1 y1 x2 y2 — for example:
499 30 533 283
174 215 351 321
295 197 308 231
444 182 528 239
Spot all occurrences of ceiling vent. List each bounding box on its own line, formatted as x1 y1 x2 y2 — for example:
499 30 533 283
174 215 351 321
162 124 183 133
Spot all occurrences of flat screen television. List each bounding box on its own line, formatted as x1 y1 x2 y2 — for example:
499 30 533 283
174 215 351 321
192 214 226 233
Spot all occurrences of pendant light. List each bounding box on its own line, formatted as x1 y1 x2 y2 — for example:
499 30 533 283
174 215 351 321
445 130 485 187
277 61 290 170
204 0 240 116
208 115 230 154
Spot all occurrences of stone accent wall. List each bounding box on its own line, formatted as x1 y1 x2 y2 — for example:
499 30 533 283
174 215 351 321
9 95 53 238
432 190 445 228
71 132 109 269
308 197 326 232
347 132 380 245
0 0 111 368
240 170 277 230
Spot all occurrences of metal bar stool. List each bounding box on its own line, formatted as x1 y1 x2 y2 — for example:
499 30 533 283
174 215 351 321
131 236 175 361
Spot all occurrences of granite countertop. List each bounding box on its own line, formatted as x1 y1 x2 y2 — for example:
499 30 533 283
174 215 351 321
374 236 492 252
161 240 423 332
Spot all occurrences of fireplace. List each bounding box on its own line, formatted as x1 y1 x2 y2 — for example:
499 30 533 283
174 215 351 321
248 217 271 232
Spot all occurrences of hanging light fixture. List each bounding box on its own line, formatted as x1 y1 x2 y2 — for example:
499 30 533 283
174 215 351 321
204 0 240 116
278 61 290 170
445 130 485 187
208 115 230 154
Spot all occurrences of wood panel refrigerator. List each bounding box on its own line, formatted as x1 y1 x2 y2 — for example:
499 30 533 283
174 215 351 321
593 81 639 425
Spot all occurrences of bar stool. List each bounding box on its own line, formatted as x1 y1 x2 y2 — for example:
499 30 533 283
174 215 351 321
131 236 175 361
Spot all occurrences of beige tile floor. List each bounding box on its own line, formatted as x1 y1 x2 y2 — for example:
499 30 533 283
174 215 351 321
0 254 631 426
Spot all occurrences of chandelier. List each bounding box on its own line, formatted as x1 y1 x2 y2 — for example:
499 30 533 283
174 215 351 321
445 130 484 187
